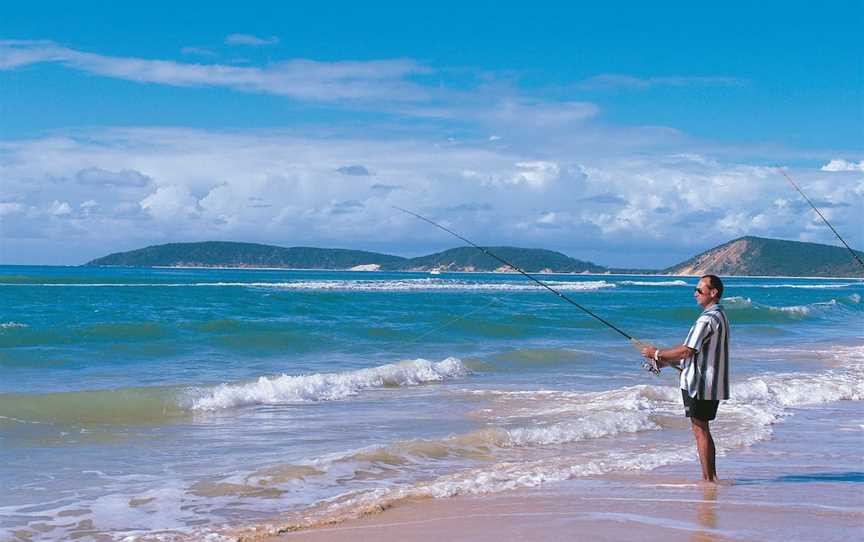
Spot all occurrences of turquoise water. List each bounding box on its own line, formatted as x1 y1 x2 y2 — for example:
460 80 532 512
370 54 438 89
1 266 862 540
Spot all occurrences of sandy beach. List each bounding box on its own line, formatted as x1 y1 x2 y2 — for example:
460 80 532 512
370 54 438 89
245 400 863 542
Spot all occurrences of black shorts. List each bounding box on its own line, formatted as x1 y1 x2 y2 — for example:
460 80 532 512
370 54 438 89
681 390 719 422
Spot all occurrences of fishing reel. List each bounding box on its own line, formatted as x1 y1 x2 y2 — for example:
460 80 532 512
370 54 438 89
641 358 661 376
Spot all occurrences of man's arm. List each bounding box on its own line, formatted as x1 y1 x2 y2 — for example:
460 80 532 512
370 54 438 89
640 344 694 370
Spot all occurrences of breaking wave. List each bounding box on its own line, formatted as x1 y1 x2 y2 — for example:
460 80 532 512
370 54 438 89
724 296 856 318
188 357 468 410
0 358 469 424
234 345 864 539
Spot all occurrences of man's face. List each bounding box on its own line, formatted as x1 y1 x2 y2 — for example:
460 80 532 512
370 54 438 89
694 278 716 308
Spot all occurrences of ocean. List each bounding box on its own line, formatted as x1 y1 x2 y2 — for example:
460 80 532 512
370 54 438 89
1 266 862 541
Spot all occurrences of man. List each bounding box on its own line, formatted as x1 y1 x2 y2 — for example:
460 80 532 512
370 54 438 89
641 274 729 482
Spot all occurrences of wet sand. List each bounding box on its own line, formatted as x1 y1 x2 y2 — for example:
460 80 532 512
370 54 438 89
245 401 863 542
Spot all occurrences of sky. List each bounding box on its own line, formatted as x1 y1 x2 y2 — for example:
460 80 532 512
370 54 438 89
1 1 862 267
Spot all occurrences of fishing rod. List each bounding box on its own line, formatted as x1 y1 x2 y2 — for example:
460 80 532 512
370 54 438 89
393 206 661 373
778 168 864 270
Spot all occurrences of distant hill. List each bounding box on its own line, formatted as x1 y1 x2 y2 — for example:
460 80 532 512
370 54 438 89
401 246 605 273
86 242 407 269
664 236 864 277
85 237 864 277
85 242 607 273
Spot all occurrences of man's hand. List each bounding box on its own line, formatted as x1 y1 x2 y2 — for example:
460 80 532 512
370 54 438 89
640 345 658 359
639 345 661 375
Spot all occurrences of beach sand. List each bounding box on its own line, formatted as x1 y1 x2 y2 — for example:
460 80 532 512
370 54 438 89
244 401 863 542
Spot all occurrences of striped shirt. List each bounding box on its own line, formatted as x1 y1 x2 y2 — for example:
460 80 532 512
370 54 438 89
679 303 730 400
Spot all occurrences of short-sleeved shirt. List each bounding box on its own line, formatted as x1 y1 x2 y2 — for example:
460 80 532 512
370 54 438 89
679 303 729 400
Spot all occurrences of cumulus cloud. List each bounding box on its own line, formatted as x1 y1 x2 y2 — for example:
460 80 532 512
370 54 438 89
821 159 864 172
48 201 72 216
140 185 200 220
80 200 98 214
225 34 280 46
1 127 861 266
512 161 561 188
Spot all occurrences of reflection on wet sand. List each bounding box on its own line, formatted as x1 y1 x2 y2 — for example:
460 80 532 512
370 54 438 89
691 483 718 542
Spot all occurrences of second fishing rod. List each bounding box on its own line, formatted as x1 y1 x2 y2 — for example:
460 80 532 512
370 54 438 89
394 206 662 374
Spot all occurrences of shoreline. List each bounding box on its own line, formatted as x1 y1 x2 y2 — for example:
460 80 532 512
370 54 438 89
6 263 860 280
238 400 863 542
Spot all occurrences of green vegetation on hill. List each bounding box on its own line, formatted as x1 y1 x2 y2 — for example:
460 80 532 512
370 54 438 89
87 242 407 269
85 236 864 277
85 242 607 272
403 247 605 273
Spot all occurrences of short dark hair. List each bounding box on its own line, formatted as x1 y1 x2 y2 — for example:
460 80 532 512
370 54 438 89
701 274 724 298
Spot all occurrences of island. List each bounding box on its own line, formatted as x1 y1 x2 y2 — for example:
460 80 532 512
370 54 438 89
85 236 864 277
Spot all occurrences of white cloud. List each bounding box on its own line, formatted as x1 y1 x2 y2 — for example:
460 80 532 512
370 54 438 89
1 127 861 265
513 161 561 188
0 40 431 102
140 186 200 220
80 200 98 216
821 159 864 172
49 200 72 216
225 34 280 46
0 40 611 137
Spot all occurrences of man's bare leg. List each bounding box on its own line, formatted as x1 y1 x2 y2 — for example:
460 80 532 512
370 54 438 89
690 418 717 481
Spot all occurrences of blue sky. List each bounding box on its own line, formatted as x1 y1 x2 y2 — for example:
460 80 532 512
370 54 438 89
1 1 862 265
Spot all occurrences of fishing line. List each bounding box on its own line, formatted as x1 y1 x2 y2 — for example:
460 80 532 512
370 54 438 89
396 295 505 348
778 168 864 270
393 206 655 371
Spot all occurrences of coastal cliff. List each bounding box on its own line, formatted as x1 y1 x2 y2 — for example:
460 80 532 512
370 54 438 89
664 236 864 277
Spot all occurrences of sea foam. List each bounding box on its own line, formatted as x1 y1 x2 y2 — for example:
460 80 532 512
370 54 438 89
724 296 851 317
746 283 856 289
619 280 689 286
252 279 616 292
188 357 468 410
258 347 864 535
503 410 657 446
2 279 617 292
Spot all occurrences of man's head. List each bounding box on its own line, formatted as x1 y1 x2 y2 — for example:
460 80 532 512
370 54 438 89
694 274 723 308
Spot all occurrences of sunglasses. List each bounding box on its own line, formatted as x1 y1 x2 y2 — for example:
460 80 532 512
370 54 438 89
694 287 711 295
